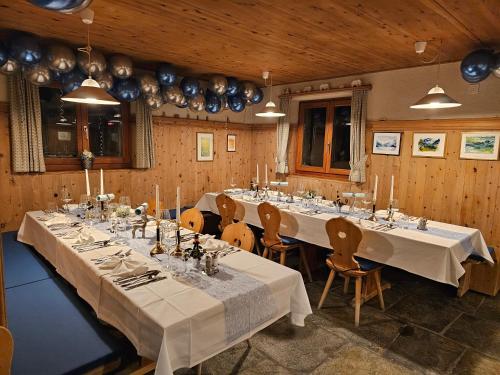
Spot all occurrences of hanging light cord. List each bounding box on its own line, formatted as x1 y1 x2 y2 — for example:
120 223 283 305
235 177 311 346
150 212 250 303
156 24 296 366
77 22 92 79
435 40 443 87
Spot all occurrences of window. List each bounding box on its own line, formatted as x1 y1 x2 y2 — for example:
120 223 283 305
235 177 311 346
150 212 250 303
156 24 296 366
40 86 130 171
296 98 351 177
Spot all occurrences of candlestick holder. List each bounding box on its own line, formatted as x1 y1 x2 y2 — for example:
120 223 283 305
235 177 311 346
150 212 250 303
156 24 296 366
99 200 107 222
262 185 270 201
384 202 396 226
171 221 183 257
367 202 378 222
150 219 166 256
252 183 260 199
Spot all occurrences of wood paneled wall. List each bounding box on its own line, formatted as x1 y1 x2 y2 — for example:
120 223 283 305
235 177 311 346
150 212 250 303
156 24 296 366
0 104 253 231
251 118 500 250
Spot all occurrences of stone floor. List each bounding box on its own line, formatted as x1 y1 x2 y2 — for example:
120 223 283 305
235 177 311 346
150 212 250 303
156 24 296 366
175 266 500 375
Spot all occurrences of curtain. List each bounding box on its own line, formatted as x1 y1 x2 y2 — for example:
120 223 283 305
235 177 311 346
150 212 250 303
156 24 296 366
349 88 368 183
8 72 46 173
133 98 156 169
275 96 291 174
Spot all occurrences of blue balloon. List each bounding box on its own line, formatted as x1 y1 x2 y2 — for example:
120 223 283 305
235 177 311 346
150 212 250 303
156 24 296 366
61 69 85 93
156 63 176 86
250 87 264 104
112 78 140 102
9 34 42 65
52 69 64 81
205 91 222 113
228 95 246 112
226 77 239 97
460 49 495 83
0 43 7 67
29 0 92 13
180 77 200 97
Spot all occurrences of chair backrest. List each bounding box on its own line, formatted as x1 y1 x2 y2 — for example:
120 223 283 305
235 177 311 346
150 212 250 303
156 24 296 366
146 198 164 218
0 326 13 375
221 222 255 252
325 217 362 270
257 202 282 247
180 208 205 233
215 194 236 231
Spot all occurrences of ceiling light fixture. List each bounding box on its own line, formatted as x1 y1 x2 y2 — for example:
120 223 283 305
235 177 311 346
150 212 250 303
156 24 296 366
62 8 119 105
256 71 285 118
410 40 461 109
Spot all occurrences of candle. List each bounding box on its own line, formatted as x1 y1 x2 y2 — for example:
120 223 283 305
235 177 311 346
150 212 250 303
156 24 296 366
100 169 104 195
176 186 181 223
256 164 259 184
389 175 394 203
265 163 268 185
155 184 160 220
85 169 90 197
373 175 378 202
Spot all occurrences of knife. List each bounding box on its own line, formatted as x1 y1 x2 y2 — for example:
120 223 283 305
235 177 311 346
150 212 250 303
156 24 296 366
124 276 167 290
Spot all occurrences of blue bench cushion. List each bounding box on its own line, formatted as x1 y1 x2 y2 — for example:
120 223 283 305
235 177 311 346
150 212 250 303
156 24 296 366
2 231 55 289
469 246 495 262
6 277 135 375
280 235 300 245
168 206 193 220
354 256 381 271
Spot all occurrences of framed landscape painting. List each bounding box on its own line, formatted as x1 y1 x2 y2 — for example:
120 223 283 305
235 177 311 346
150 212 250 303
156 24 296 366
412 133 446 158
460 132 500 160
197 132 214 161
372 132 402 155
227 134 236 152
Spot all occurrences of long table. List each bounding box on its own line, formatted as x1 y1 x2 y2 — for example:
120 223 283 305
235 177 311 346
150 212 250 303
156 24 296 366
17 211 312 375
196 192 493 287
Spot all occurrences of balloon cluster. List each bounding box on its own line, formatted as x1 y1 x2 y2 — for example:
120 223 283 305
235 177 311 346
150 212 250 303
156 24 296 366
0 31 264 113
460 49 500 83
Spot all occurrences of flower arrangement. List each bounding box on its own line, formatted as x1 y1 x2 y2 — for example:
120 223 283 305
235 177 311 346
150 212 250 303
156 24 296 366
302 190 316 199
116 206 130 218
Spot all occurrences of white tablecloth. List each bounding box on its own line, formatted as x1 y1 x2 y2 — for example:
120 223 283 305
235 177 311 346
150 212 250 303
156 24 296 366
196 192 493 287
17 211 312 375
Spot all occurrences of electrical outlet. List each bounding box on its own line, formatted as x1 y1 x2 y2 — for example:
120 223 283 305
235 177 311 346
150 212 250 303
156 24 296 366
468 84 480 95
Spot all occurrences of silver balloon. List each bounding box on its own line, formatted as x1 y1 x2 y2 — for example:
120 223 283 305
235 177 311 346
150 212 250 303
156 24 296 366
239 81 256 101
0 58 19 75
177 95 188 108
162 85 183 105
96 71 114 91
109 54 133 79
77 49 107 77
208 75 227 95
493 53 500 78
46 44 76 73
189 94 205 112
145 93 163 110
138 73 159 96
23 62 52 85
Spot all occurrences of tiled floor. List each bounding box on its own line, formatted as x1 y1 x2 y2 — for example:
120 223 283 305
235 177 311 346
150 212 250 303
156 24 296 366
176 266 500 375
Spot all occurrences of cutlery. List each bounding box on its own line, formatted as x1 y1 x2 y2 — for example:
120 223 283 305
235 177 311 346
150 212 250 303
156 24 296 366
124 275 167 290
91 249 123 262
114 269 160 284
94 249 132 265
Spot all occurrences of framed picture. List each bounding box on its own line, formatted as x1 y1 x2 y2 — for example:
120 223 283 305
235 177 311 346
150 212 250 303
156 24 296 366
196 132 214 161
227 134 236 152
372 132 402 155
412 133 446 158
460 132 500 160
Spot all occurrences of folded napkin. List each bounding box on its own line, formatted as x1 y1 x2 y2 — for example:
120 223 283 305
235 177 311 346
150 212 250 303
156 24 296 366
98 256 146 276
203 238 227 252
44 213 69 226
75 231 95 244
375 210 404 220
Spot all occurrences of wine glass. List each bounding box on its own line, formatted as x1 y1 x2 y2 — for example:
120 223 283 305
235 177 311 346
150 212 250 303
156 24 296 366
46 201 57 217
119 196 131 210
230 176 237 189
361 193 373 218
61 187 72 213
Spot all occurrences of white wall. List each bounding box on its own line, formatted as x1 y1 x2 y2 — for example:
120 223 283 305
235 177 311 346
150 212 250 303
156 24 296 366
252 61 500 124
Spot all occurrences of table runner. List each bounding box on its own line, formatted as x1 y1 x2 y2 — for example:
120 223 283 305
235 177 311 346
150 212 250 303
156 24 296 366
196 192 493 287
17 211 311 374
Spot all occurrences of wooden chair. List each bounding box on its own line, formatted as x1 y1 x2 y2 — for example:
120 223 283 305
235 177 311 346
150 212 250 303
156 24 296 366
257 202 312 282
318 217 385 327
221 222 255 252
0 326 13 375
146 198 164 218
180 208 205 233
215 193 236 232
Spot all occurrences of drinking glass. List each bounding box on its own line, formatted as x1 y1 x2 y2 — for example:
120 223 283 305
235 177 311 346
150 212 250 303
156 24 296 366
361 193 373 217
61 187 72 213
46 201 57 216
230 176 237 189
119 196 131 211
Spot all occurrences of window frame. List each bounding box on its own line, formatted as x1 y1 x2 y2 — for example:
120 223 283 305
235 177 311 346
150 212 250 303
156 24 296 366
41 85 131 171
295 97 351 179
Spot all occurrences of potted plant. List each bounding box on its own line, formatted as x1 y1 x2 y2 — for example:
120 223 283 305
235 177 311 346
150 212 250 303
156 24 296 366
80 149 95 169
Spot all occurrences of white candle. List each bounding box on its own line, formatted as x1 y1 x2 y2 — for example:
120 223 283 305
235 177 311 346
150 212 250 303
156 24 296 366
85 169 90 197
373 175 378 202
155 184 160 220
100 169 104 195
265 163 268 185
389 175 394 203
176 186 181 223
256 164 259 184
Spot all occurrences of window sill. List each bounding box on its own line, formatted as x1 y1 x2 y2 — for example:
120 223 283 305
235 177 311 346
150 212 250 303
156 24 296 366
289 171 350 182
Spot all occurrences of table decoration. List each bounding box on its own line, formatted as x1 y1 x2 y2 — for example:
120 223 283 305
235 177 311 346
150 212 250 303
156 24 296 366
270 180 288 201
417 217 428 231
132 203 149 239
150 185 166 256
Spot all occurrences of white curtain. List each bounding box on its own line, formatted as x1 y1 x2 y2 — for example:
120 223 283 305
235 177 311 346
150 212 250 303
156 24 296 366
275 96 290 174
133 99 156 169
349 88 368 183
8 72 46 173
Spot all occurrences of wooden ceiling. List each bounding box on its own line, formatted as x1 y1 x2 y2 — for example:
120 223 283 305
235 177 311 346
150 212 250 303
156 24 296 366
0 0 498 84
